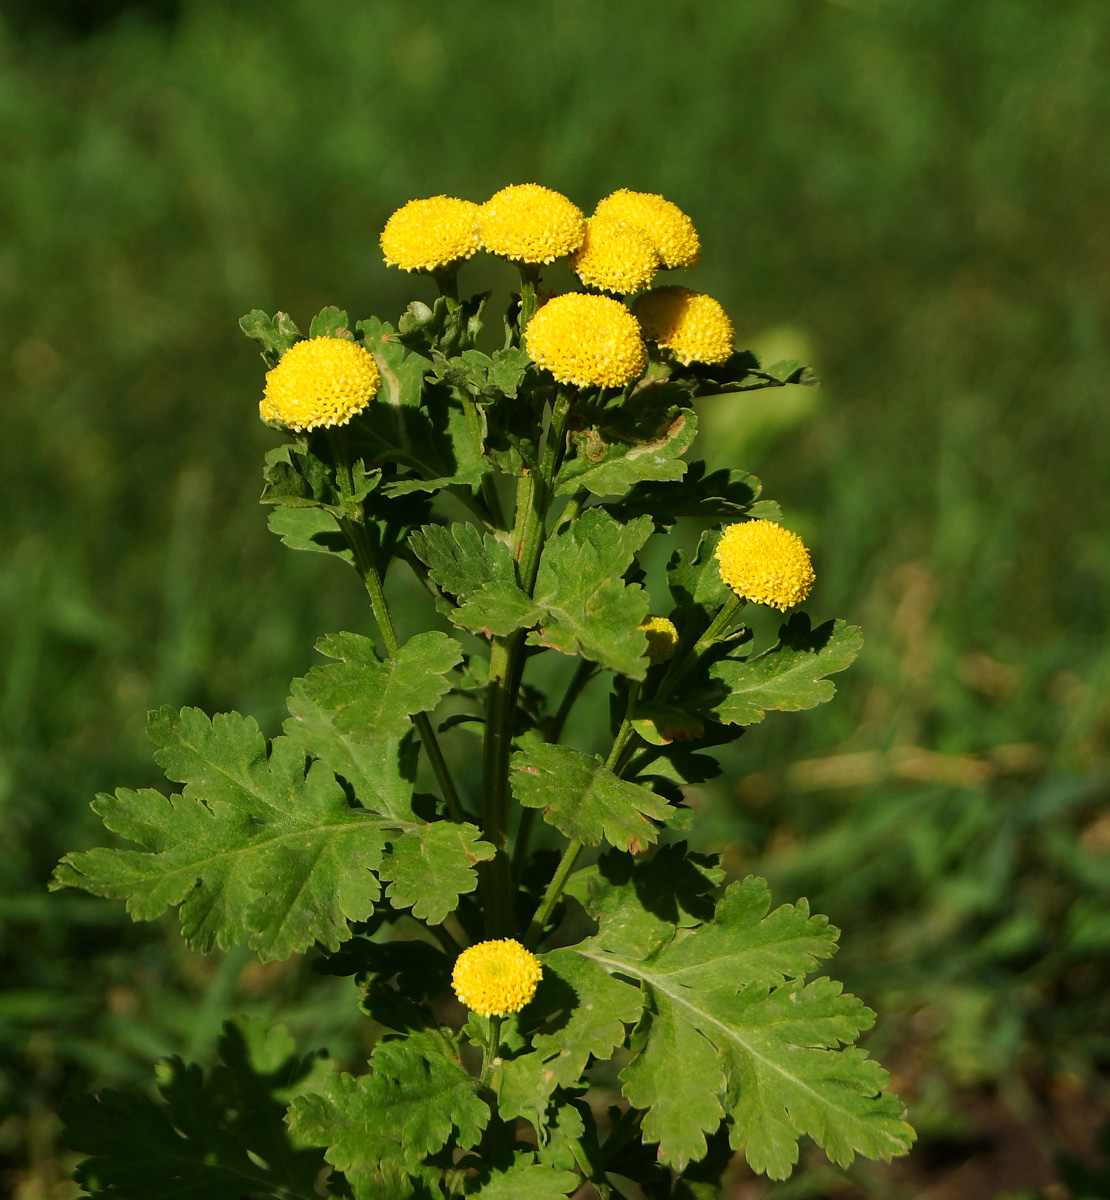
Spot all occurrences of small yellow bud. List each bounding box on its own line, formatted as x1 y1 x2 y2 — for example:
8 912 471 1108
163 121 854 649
639 616 679 663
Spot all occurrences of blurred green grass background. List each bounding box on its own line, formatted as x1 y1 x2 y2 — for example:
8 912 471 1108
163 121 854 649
2 1 1109 1196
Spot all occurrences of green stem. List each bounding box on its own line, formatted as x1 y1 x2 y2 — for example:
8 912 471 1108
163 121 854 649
480 392 574 934
516 264 541 337
480 473 507 530
605 680 640 771
329 432 467 824
555 487 589 532
433 266 459 303
567 1137 611 1199
523 839 582 950
654 591 746 704
478 1015 502 1089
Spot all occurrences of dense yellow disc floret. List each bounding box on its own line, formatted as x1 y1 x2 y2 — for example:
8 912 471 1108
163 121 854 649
380 196 481 272
479 184 586 264
716 520 816 611
570 216 660 294
639 616 679 663
633 287 735 366
593 189 700 269
451 939 543 1017
525 293 647 389
260 337 380 432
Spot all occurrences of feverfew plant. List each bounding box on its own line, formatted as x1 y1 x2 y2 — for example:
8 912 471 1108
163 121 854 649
55 184 914 1198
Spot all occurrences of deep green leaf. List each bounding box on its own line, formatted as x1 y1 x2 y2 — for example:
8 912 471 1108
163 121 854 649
609 463 768 527
239 309 301 367
500 947 643 1119
529 509 653 678
471 1154 579 1199
308 305 352 339
266 505 352 562
707 615 863 726
52 709 387 959
380 821 495 924
409 523 541 637
286 1030 488 1199
555 405 697 498
510 742 670 850
566 871 913 1176
284 630 461 820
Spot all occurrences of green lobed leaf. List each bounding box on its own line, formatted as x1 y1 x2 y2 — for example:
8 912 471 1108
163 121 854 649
266 505 353 562
510 742 671 851
52 709 387 959
528 509 653 678
239 308 301 367
555 404 697 498
287 1030 489 1200
500 949 643 1121
409 523 540 636
291 630 463 742
667 529 730 618
308 304 352 339
380 821 495 925
706 614 863 726
471 1154 580 1199
260 442 380 512
66 1018 325 1200
608 462 769 527
566 866 913 1176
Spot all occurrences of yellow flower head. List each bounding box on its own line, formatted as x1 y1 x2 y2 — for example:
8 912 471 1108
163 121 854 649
479 184 586 264
639 615 679 663
525 293 647 389
633 286 735 366
593 189 700 269
260 337 380 432
451 939 543 1018
380 195 481 272
570 216 660 295
716 519 816 611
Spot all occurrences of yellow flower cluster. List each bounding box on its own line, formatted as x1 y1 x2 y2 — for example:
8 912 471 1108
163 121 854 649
594 189 700 270
479 184 586 264
570 216 659 295
639 615 679 663
369 183 741 382
525 293 646 389
379 196 481 273
716 520 816 611
260 337 380 432
633 287 735 366
451 939 543 1017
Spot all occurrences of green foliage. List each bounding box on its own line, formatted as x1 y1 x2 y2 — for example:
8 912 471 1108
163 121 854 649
51 176 908 1197
510 740 672 850
567 867 913 1176
528 509 653 677
287 1029 489 1198
703 614 863 726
